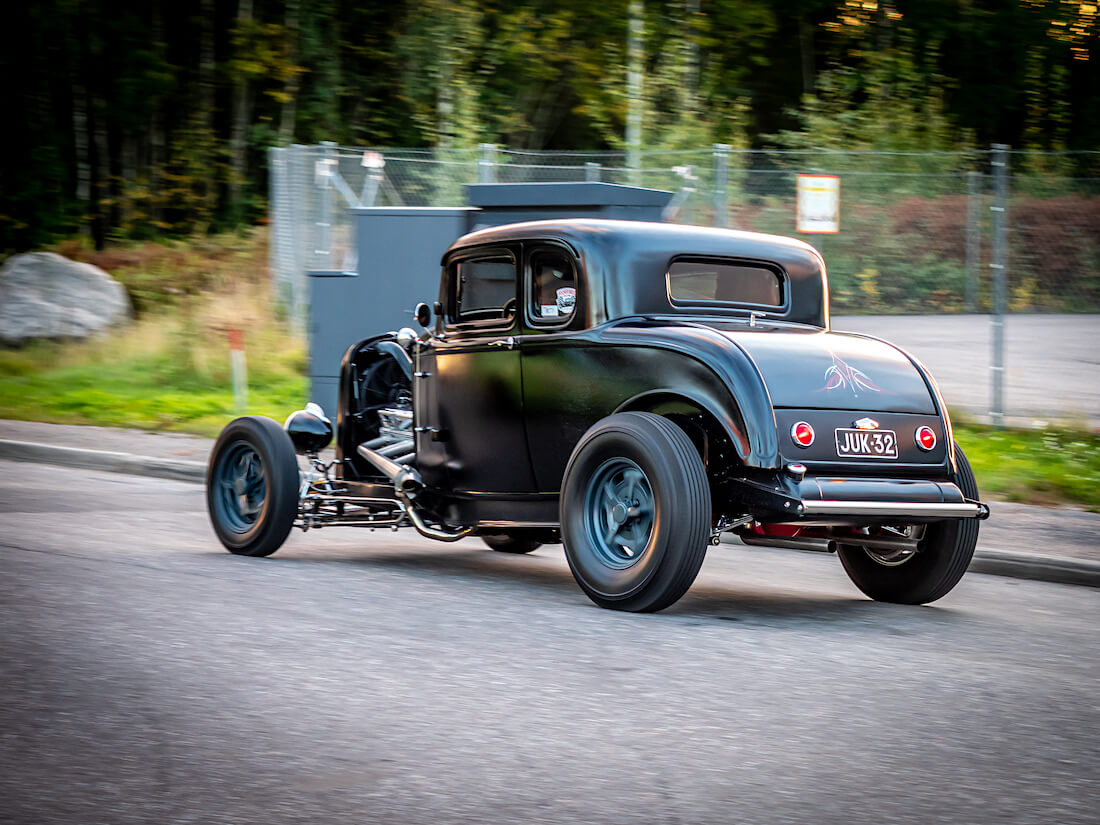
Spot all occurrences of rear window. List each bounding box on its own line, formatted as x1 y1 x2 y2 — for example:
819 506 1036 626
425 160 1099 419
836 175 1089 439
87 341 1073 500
667 258 784 308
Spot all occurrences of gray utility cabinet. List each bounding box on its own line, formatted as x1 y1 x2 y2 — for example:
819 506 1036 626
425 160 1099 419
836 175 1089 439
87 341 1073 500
307 183 672 415
465 181 672 231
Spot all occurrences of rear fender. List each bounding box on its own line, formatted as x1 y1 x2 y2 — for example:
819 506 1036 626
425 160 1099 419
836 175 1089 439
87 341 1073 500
614 390 744 478
600 322 781 468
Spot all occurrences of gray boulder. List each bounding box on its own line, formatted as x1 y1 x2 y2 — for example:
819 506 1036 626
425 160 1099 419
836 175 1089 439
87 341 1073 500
0 252 132 345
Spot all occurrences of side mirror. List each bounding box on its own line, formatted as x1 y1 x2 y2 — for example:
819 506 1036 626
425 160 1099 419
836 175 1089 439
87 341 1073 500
414 302 432 329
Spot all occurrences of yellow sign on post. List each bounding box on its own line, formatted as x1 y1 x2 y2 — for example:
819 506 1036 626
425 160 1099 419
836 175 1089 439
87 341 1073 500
796 174 840 233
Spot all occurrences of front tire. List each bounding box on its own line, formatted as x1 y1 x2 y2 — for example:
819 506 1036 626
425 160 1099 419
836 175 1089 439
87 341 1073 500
560 412 711 613
837 442 981 604
207 416 300 557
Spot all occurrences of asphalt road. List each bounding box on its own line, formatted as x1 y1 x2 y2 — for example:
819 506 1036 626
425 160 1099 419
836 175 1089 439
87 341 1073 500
2 460 1098 825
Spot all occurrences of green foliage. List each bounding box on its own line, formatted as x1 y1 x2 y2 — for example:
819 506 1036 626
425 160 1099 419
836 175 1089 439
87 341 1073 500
768 37 974 162
3 0 1100 252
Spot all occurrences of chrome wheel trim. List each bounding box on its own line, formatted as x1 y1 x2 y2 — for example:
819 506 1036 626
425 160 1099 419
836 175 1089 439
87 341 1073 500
862 525 925 567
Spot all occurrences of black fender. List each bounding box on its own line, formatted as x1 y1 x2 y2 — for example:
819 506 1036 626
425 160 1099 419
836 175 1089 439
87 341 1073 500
598 320 781 469
336 332 413 477
614 389 744 475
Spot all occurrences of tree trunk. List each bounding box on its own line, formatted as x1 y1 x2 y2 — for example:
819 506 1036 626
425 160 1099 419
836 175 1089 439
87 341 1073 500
798 15 815 96
229 0 254 221
89 91 109 250
196 0 217 232
120 133 137 233
199 0 216 131
437 51 455 147
278 0 301 144
686 0 699 110
73 81 91 209
149 3 166 229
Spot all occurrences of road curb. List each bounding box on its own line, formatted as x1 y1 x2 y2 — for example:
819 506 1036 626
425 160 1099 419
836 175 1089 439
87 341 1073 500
969 550 1100 589
719 530 1100 590
0 439 206 484
4 437 1098 590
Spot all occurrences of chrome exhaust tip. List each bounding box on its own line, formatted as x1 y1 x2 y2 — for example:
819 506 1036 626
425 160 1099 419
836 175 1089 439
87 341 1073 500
356 443 423 497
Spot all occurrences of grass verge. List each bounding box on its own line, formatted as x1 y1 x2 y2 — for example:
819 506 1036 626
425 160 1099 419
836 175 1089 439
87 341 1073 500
955 424 1100 512
0 228 305 438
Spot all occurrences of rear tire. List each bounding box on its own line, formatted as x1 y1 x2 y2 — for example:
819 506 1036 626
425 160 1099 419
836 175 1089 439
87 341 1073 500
482 534 542 554
560 412 710 613
207 416 299 557
837 442 981 604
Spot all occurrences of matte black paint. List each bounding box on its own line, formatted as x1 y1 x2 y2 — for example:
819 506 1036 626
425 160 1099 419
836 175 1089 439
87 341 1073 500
331 219 974 530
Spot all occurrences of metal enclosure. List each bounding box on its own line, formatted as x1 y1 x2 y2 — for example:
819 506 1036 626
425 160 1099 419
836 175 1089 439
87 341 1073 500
466 182 671 231
308 207 473 414
307 184 672 414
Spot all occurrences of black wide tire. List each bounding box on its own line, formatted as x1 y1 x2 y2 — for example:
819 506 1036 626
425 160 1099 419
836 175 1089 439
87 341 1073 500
560 412 711 613
482 534 542 554
837 441 981 604
206 416 300 557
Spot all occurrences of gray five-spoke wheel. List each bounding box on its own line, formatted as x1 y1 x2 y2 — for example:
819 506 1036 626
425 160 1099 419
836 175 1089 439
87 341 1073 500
583 458 655 569
214 441 267 533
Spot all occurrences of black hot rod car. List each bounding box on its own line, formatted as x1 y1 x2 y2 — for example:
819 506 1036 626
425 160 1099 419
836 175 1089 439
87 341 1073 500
207 219 988 612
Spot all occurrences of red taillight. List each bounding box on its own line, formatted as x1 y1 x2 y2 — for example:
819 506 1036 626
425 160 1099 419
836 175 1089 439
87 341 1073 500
915 426 937 451
791 421 815 448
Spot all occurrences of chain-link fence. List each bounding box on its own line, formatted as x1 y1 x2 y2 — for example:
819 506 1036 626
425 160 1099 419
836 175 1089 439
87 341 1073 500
270 143 1100 330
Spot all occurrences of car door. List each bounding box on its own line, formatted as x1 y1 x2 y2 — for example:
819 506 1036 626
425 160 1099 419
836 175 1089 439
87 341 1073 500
414 245 537 495
518 242 593 493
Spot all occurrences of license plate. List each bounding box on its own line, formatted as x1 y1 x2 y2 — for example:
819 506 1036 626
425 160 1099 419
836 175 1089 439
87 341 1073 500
835 428 898 459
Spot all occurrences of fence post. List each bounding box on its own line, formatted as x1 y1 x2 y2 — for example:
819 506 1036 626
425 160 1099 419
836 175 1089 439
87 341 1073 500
478 143 497 184
713 143 730 228
316 141 336 271
585 162 601 182
965 170 981 313
990 144 1009 428
626 0 644 186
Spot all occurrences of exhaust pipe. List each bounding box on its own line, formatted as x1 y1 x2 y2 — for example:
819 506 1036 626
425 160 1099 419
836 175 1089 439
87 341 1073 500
356 442 473 542
357 443 421 496
403 502 474 543
739 534 837 553
739 533 920 554
378 439 414 458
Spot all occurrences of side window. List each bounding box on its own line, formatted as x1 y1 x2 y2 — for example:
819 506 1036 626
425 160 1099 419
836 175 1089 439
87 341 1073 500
529 248 577 323
667 258 784 308
451 253 517 325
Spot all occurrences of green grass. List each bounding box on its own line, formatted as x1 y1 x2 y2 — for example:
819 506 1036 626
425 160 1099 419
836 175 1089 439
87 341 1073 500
955 424 1100 512
0 228 306 438
0 323 306 438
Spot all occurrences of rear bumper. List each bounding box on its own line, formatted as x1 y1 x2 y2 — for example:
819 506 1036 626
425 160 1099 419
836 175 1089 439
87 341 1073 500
799 499 989 520
722 473 990 525
792 475 989 524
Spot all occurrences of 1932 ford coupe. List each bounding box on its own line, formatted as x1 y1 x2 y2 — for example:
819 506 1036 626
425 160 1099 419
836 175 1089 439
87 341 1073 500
207 219 988 612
